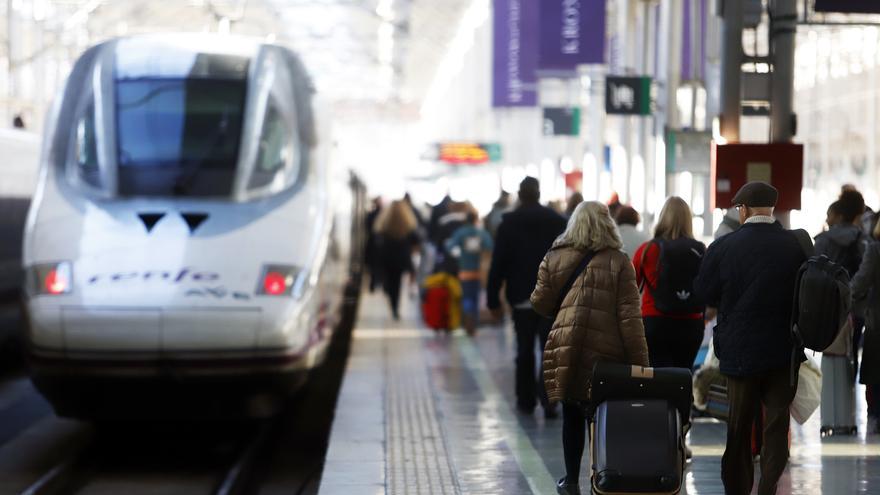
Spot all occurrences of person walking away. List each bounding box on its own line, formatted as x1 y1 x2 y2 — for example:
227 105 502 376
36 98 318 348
714 208 741 238
693 209 740 411
403 193 426 230
815 195 868 277
694 181 809 495
564 192 584 218
445 211 493 335
428 194 452 248
815 194 870 389
365 197 384 292
850 219 880 433
531 201 649 495
633 197 706 369
374 200 420 320
615 206 649 259
484 191 512 238
606 192 623 219
487 177 567 417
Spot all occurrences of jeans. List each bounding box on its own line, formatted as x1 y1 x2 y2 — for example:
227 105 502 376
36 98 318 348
512 308 552 409
460 280 481 321
643 316 704 369
722 367 798 495
562 402 587 485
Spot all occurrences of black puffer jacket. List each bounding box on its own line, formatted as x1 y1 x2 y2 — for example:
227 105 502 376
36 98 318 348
851 241 880 385
487 203 567 309
694 221 808 376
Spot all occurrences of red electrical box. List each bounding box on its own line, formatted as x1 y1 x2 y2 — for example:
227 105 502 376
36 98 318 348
711 142 804 210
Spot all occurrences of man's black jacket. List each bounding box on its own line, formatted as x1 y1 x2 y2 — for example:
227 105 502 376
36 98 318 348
487 203 567 310
694 221 808 376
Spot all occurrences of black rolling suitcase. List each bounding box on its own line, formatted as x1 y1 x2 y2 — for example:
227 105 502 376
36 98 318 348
589 363 693 495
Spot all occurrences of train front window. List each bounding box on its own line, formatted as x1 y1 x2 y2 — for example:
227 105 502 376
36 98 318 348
248 102 296 190
115 78 246 197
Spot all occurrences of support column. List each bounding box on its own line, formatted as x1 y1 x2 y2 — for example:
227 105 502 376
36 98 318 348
769 0 797 228
719 0 743 142
769 0 797 143
639 0 653 216
6 0 15 125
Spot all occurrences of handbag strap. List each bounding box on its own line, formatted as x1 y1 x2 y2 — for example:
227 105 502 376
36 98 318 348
637 239 659 294
553 250 596 316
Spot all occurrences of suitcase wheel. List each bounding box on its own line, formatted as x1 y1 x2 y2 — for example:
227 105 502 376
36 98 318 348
820 426 858 437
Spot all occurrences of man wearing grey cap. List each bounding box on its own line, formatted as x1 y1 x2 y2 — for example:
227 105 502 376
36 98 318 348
694 181 810 495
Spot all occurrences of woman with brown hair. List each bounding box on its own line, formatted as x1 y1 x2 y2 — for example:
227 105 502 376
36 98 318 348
531 201 649 494
374 199 421 319
633 196 706 369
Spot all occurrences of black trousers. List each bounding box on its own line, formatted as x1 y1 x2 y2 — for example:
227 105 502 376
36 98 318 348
512 308 552 409
562 402 587 484
643 316 704 369
383 268 404 318
722 368 798 495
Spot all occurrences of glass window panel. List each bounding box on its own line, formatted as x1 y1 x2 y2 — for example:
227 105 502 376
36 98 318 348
115 78 247 197
249 102 295 190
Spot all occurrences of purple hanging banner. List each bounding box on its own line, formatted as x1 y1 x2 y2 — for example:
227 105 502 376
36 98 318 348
492 0 539 107
538 0 606 72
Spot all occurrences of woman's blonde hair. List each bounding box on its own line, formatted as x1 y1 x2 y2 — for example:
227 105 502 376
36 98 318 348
375 199 418 240
654 196 694 240
557 201 623 251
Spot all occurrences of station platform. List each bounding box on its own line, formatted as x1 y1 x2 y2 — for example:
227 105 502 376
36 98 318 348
317 291 880 495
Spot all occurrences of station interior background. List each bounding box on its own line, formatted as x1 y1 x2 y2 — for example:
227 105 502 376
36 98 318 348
2 0 880 237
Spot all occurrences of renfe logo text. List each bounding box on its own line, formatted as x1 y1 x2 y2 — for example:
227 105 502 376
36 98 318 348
87 268 219 285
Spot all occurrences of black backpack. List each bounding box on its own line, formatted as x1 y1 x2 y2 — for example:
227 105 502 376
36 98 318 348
639 238 706 314
790 230 851 352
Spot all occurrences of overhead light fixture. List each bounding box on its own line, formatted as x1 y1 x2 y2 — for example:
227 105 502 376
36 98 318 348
376 0 394 21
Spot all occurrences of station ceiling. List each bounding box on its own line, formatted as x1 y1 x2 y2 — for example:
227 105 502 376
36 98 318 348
3 0 469 104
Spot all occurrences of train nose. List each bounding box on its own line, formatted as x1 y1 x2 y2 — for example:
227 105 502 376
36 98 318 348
59 306 263 353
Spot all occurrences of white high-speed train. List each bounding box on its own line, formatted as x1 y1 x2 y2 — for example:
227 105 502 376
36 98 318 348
22 34 365 417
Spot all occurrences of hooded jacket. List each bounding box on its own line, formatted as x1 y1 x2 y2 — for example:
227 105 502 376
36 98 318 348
487 203 567 309
531 244 649 403
814 223 869 277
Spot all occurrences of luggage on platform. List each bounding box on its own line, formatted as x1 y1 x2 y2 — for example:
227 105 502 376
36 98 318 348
704 377 730 422
420 272 461 331
820 354 857 436
591 399 684 495
589 363 692 495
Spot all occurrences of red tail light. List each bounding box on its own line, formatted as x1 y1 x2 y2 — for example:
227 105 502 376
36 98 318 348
45 269 69 295
263 272 289 295
257 264 303 297
29 261 73 296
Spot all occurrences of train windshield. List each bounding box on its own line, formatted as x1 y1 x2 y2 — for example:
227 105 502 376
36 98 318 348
115 78 247 197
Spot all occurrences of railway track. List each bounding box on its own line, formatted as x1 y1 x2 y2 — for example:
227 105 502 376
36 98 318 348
7 298 359 495
19 418 284 495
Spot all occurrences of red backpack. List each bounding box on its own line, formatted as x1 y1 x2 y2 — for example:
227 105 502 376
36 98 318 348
421 285 451 330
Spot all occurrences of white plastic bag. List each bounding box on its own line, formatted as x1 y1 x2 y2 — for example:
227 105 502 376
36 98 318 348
791 359 822 425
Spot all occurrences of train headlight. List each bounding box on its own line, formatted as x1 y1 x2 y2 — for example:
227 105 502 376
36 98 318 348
29 261 73 296
257 264 305 298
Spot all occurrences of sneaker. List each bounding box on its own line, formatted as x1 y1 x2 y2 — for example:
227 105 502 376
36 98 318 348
556 477 581 495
